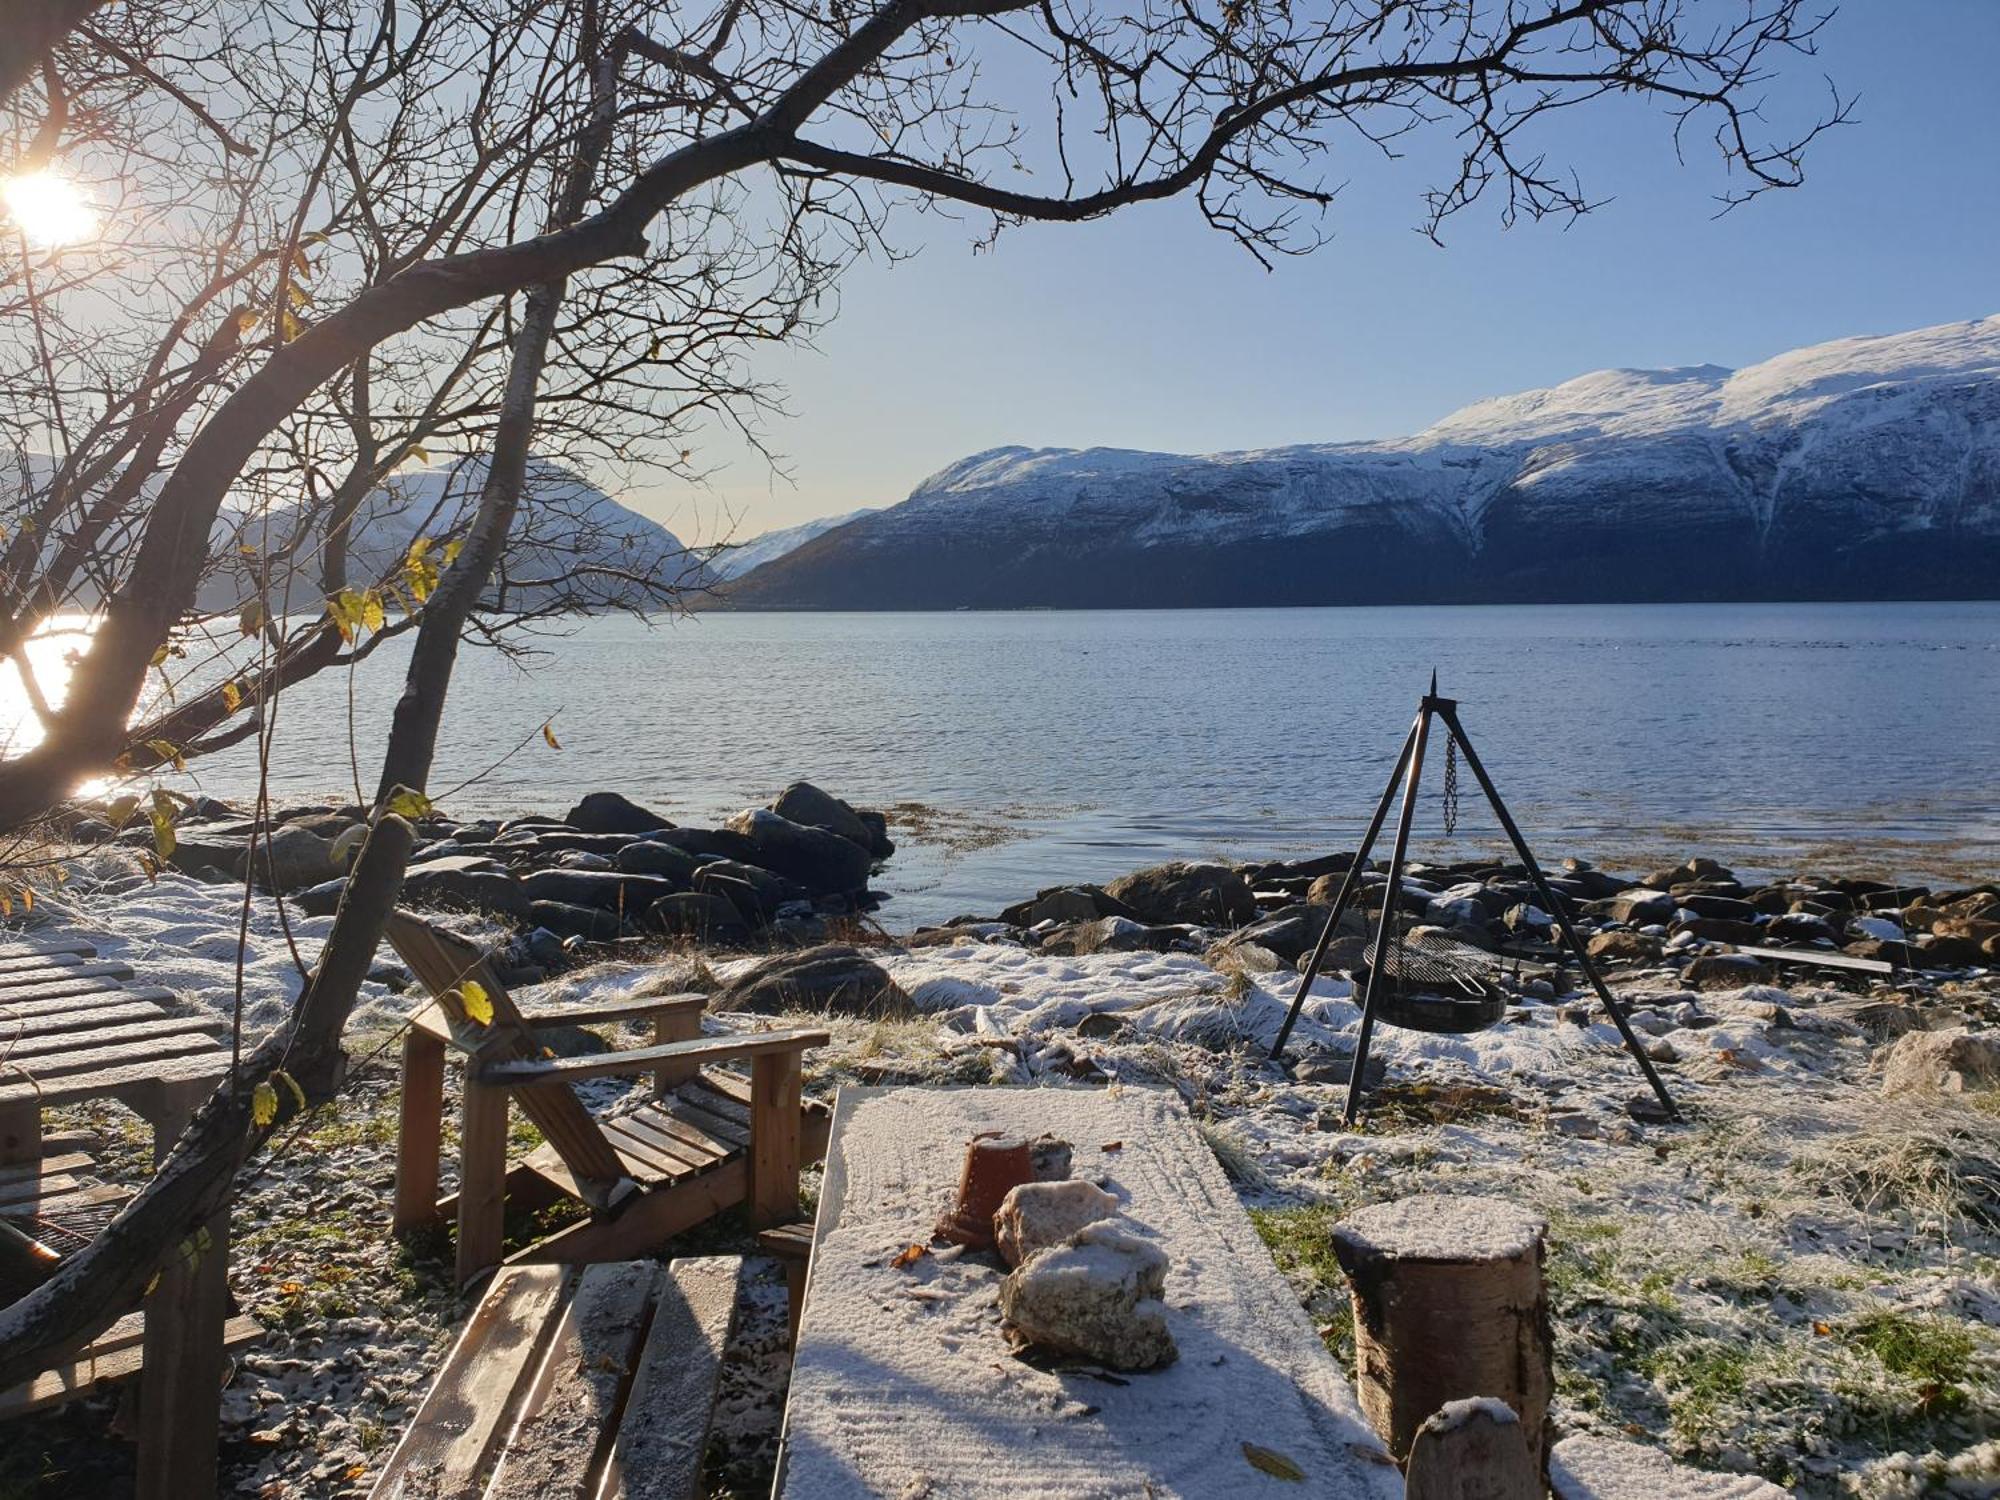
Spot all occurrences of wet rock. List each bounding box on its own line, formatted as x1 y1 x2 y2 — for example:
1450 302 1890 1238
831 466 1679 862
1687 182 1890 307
402 856 529 917
609 838 703 883
564 791 673 835
1765 912 1839 945
1844 937 1934 969
646 891 751 943
1671 916 1764 945
1586 930 1664 965
246 824 342 894
993 1180 1120 1268
295 878 347 918
1881 1028 2000 1097
1038 915 1185 957
1227 903 1361 963
770 781 895 860
1677 893 1759 922
718 945 912 1018
519 869 680 915
557 850 614 870
722 809 872 894
998 1223 1176 1371
690 859 808 923
526 900 628 943
1641 857 1734 890
1682 952 1777 989
1104 861 1256 927
1000 886 1128 928
1595 888 1678 926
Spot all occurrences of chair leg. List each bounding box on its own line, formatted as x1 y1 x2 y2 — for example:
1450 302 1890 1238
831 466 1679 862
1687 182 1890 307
0 1100 39 1167
749 1051 803 1230
456 1080 509 1288
394 1030 447 1235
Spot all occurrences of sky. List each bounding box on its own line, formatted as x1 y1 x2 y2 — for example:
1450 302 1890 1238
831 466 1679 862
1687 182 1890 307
652 2 2000 544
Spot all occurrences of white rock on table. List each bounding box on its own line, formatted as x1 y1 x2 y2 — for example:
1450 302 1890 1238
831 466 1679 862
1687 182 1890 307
998 1222 1177 1370
992 1179 1119 1268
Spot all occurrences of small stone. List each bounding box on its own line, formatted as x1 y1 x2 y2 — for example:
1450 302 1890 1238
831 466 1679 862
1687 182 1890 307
998 1223 1177 1371
992 1179 1120 1268
1880 1028 2000 1097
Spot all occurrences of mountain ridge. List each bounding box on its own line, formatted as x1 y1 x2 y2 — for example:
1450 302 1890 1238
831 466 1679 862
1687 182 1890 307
718 315 2000 608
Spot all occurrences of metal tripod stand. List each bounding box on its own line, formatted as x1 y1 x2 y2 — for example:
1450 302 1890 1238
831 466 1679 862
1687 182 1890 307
1269 676 1680 1126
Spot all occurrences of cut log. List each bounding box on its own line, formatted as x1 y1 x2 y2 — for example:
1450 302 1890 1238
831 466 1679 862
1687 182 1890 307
1403 1399 1541 1500
1331 1194 1552 1471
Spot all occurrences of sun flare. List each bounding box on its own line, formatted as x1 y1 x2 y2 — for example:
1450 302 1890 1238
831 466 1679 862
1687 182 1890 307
2 169 98 248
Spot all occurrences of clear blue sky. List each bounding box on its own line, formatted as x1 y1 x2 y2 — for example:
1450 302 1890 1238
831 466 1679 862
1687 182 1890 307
653 2 2000 542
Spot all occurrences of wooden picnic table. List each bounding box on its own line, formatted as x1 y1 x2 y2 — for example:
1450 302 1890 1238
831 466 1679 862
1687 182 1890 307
773 1085 1403 1500
0 935 250 1500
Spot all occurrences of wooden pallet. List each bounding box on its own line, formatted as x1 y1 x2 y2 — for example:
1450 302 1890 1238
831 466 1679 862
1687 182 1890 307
0 1310 265 1420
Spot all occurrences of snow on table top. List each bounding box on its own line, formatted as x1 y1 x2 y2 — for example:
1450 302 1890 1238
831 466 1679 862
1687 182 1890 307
777 1085 1402 1500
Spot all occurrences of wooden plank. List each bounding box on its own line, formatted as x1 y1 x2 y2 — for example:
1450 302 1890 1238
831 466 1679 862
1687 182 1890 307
0 999 181 1038
485 1260 661 1500
0 1030 222 1087
369 1266 572 1500
0 1150 90 1187
394 1029 447 1236
600 1256 744 1500
0 961 132 991
0 1052 231 1111
1731 942 1895 975
478 1029 828 1088
0 1180 126 1218
457 1080 511 1288
136 1080 231 1500
685 1075 754 1126
608 1111 726 1174
0 1314 262 1420
666 1097 752 1152
411 994 707 1046
652 1001 704 1092
0 984 183 1023
0 976 137 1010
648 1100 747 1160
0 939 97 963
517 1161 749 1270
749 1050 803 1230
3 1015 225 1062
0 1171 82 1209
598 1120 697 1181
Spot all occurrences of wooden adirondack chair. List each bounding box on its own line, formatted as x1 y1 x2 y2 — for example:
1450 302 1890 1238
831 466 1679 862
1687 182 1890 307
382 910 831 1287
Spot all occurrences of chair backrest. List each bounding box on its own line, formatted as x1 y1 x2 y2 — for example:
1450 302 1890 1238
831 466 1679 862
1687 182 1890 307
383 909 633 1207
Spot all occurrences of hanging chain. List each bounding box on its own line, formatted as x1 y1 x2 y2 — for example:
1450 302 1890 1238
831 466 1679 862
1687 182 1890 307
1442 735 1461 836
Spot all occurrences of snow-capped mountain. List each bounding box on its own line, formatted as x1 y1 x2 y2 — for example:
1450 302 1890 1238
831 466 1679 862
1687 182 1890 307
204 457 706 612
719 316 2000 608
703 507 878 580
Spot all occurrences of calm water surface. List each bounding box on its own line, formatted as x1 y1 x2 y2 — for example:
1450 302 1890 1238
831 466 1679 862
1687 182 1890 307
184 603 2000 927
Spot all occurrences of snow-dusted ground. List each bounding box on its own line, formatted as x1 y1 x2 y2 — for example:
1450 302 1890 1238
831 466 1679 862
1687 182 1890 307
15 875 2000 1498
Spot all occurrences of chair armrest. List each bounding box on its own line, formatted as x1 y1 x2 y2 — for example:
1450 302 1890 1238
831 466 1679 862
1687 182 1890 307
475 1027 830 1087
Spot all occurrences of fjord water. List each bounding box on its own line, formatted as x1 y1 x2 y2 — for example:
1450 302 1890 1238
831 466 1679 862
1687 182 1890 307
192 602 1998 927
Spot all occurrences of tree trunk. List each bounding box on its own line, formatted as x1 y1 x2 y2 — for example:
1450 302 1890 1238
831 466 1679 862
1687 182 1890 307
1330 1194 1553 1473
1403 1400 1542 1500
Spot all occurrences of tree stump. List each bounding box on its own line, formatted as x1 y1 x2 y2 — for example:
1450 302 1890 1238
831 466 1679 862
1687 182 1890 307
1404 1399 1542 1500
1330 1194 1552 1471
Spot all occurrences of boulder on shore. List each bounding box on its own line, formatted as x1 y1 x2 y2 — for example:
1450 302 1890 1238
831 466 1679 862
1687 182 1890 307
1103 861 1256 928
770 781 895 860
647 891 751 943
1880 1028 2000 1097
564 791 674 835
247 823 341 894
717 944 911 1018
722 809 872 894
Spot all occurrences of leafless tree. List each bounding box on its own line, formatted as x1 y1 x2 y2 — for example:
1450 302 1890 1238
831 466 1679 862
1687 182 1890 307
0 0 1844 1400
